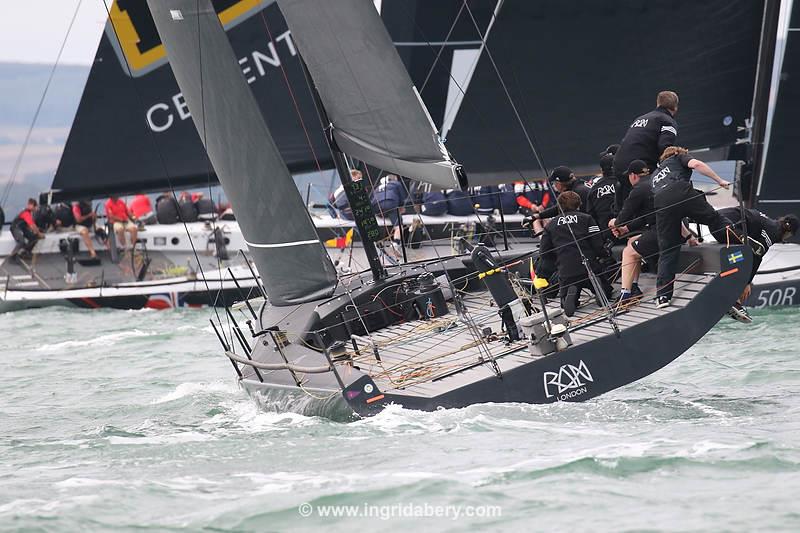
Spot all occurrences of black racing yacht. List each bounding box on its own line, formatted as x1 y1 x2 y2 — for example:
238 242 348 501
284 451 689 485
147 0 751 417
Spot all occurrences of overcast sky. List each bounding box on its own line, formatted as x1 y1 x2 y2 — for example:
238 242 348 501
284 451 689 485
0 0 107 65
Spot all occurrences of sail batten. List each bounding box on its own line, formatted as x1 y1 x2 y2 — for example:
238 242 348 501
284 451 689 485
277 0 463 189
147 0 338 306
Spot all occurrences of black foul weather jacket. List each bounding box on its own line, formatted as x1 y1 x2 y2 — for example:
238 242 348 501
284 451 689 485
585 175 617 233
616 177 655 232
539 210 607 281
613 107 678 175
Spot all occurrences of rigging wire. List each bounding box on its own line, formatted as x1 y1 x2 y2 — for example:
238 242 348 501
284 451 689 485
196 0 233 341
99 0 229 345
1 0 83 208
460 0 618 328
419 1 468 93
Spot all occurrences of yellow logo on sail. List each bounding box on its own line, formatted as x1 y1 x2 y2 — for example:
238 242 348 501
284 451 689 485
109 0 265 76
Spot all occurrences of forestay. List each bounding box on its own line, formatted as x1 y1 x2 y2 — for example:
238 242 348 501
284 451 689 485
277 0 466 190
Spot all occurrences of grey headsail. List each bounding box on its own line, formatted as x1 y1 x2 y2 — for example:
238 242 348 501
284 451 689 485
147 0 337 306
277 0 465 190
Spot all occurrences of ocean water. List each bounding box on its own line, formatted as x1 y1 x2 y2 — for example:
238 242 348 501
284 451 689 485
1 305 799 532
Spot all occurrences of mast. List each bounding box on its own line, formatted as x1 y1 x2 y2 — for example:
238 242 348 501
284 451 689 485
147 0 338 306
748 0 782 208
301 59 387 282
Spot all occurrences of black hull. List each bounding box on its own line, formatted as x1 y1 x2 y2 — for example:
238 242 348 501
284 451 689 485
236 245 751 418
371 248 749 414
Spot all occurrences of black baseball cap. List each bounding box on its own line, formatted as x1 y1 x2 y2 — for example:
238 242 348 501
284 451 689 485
600 153 615 173
624 159 650 175
551 166 574 183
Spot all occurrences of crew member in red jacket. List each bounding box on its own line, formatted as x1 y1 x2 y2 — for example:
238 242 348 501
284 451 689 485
10 198 44 257
105 196 138 249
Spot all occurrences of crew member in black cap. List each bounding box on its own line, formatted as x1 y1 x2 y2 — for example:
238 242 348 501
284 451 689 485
713 208 799 321
586 153 618 238
652 146 734 308
534 166 590 221
539 191 613 316
613 91 679 209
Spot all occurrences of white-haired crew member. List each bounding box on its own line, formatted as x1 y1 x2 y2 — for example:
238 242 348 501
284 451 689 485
613 91 679 208
652 146 734 308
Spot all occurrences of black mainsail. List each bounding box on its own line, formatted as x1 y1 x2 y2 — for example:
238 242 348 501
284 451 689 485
390 0 766 184
52 0 331 200
147 0 337 305
755 0 800 219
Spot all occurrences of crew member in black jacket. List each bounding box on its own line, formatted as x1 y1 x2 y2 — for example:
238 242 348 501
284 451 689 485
613 91 679 208
610 159 698 303
652 147 733 308
539 191 612 317
713 208 799 320
586 153 618 240
535 166 590 221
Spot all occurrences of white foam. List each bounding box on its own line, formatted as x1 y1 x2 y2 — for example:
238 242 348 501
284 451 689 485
150 476 223 492
689 440 752 456
151 381 238 404
35 329 154 352
0 495 100 516
107 431 211 445
53 477 126 488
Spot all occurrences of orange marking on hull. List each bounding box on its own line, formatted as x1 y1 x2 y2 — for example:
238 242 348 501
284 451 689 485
365 394 385 404
720 268 739 278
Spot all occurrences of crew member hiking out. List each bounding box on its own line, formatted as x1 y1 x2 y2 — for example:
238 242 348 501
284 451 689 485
10 198 44 258
652 146 734 308
613 91 679 208
538 191 613 317
713 208 799 321
586 153 618 240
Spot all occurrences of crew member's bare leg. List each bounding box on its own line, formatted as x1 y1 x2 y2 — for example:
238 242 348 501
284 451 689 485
620 238 642 292
115 223 127 249
127 225 138 249
78 226 97 258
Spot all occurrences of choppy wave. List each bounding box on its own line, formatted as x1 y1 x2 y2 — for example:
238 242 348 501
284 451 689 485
35 329 156 352
151 380 239 404
1 306 799 530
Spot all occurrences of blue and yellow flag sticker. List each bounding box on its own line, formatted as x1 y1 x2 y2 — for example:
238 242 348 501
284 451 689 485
727 251 744 264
